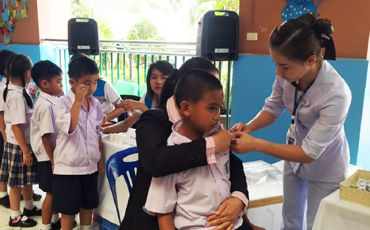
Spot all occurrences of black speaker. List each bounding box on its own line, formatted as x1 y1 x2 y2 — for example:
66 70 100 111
196 10 239 61
68 18 99 56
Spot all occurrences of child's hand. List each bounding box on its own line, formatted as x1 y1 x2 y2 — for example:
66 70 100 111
75 85 88 103
22 150 33 167
98 158 104 174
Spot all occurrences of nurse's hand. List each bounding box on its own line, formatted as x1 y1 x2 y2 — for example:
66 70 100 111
206 197 244 230
231 132 257 154
230 123 252 134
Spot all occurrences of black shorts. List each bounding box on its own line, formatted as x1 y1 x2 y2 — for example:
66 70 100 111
52 172 99 215
37 161 53 193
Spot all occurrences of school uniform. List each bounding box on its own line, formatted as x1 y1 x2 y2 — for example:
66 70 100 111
52 90 103 215
93 79 121 119
145 120 244 230
120 96 250 230
0 77 7 164
0 83 37 188
263 61 352 230
30 92 59 193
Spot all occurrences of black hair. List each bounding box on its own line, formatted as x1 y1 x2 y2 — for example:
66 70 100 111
269 13 336 62
160 57 219 105
174 69 223 108
68 54 99 80
0 50 16 76
146 60 174 100
31 60 63 88
3 54 33 109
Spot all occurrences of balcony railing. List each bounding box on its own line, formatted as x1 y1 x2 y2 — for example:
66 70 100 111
42 39 234 128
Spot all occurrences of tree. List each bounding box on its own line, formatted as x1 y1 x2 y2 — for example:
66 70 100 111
127 18 162 41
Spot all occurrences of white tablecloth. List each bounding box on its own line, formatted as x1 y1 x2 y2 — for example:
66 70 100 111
313 189 370 230
94 134 137 226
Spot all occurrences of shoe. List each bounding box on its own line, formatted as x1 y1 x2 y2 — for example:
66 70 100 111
0 195 10 208
23 206 42 217
51 219 78 230
21 190 42 201
9 215 37 227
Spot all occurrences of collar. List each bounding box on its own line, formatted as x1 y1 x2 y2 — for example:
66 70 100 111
166 96 182 124
39 91 58 105
171 119 223 142
8 83 24 93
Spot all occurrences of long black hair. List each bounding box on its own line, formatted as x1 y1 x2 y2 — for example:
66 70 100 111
146 60 174 101
3 54 33 109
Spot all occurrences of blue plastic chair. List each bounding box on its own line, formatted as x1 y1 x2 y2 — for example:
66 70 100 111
105 147 139 223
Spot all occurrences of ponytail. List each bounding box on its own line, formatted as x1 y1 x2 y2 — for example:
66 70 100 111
21 77 33 109
3 76 9 102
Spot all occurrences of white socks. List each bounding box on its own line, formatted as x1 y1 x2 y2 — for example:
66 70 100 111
51 213 59 223
24 199 34 210
42 223 51 230
80 225 91 230
0 191 8 198
10 210 21 219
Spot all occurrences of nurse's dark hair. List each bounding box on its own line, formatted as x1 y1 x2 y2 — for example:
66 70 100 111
68 53 99 80
31 60 63 88
160 57 219 105
174 69 222 108
3 54 33 109
146 60 174 101
269 13 336 62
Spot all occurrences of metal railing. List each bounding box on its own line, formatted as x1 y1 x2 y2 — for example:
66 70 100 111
42 39 234 128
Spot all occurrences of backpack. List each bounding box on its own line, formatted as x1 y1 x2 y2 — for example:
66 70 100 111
281 0 322 21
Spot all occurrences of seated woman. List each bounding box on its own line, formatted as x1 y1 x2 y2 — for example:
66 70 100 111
101 60 173 133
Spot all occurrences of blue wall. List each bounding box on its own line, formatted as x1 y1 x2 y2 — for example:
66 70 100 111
231 54 370 169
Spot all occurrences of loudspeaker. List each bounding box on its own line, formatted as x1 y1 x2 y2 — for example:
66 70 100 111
196 10 239 61
68 18 99 56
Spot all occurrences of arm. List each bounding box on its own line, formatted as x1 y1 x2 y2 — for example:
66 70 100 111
231 110 278 134
69 85 87 134
157 213 175 230
105 107 125 121
97 135 104 173
102 113 139 133
12 125 33 166
136 108 208 177
41 134 54 164
119 99 148 113
0 111 6 143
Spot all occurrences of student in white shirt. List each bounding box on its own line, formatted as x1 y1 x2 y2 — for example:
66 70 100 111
0 49 15 209
144 69 252 230
52 54 104 230
0 54 41 227
30 60 64 230
231 14 351 230
101 60 173 133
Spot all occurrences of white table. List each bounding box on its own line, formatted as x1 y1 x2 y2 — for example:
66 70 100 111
94 134 137 226
313 189 370 230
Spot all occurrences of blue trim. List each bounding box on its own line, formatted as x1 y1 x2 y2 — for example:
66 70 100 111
144 94 152 109
96 215 120 230
93 79 106 97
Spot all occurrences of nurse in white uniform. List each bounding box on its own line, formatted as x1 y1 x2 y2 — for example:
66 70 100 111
231 14 351 230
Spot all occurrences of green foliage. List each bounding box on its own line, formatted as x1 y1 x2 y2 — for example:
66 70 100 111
127 18 162 41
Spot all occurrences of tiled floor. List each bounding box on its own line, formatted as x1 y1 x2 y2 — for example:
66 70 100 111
0 185 100 230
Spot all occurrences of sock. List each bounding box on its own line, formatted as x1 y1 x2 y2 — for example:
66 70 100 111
51 213 59 223
24 199 34 210
80 225 91 230
0 191 8 198
42 223 51 230
10 210 22 219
